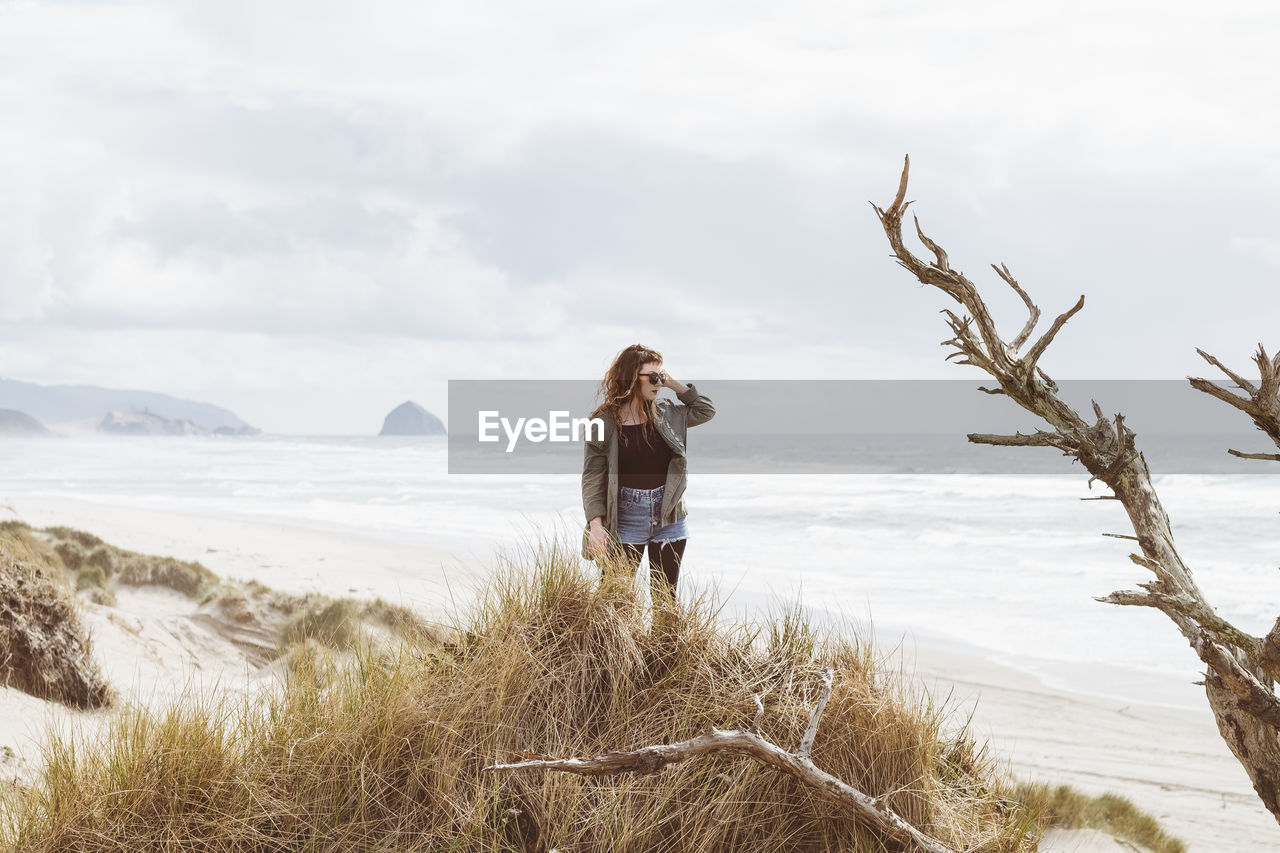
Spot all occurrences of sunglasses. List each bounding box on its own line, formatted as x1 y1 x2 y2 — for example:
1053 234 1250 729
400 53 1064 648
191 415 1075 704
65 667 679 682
638 371 668 385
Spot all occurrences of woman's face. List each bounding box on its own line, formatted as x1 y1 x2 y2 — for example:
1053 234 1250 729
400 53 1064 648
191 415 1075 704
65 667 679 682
633 360 664 404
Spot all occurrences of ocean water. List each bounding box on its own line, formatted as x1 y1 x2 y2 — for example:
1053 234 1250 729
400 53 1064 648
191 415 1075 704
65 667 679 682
4 434 1280 709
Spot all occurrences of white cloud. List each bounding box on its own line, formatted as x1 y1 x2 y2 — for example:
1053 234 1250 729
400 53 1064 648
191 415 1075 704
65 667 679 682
1230 236 1280 272
2 0 1278 430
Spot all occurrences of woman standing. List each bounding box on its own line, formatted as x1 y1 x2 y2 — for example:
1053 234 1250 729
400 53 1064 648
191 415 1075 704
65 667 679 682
581 344 715 601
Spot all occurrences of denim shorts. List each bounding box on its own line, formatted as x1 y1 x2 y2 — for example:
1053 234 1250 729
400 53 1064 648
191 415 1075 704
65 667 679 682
617 484 689 546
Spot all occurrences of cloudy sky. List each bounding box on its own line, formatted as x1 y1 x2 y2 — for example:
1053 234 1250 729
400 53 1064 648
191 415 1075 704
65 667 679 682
2 1 1277 434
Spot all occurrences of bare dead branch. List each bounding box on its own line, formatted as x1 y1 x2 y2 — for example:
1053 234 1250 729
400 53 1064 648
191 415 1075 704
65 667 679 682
1189 345 1280 452
1189 377 1254 412
1096 590 1156 608
486 671 959 853
486 727 957 853
1262 619 1280 680
1191 631 1280 728
967 431 1072 449
1127 553 1165 574
1196 347 1258 394
1023 295 1085 377
1102 533 1140 541
874 157 1280 821
874 156 1016 374
798 668 834 758
992 262 1040 351
888 154 910 214
913 214 950 272
1228 449 1280 462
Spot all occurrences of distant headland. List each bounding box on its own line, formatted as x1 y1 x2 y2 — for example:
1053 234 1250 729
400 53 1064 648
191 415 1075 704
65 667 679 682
0 378 259 436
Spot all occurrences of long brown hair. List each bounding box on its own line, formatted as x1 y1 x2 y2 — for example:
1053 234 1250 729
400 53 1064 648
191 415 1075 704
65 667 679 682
591 344 663 444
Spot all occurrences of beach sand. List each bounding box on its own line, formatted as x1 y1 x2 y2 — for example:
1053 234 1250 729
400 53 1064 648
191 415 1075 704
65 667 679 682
0 496 488 621
906 644 1277 850
1 495 1275 850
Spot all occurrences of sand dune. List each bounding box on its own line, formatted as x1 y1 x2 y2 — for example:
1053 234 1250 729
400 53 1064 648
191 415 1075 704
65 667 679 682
1 495 1275 850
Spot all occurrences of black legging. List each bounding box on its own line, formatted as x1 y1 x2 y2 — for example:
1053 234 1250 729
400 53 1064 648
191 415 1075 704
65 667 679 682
615 539 686 600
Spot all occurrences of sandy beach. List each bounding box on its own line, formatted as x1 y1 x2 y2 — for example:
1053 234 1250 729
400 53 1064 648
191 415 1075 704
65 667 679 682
1 495 1275 851
906 644 1277 850
1 496 489 622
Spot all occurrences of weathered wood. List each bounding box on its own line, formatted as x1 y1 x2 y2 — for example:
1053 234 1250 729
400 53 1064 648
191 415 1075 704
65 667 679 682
1228 449 1280 462
874 155 1280 824
992 262 1040 351
968 431 1070 449
487 726 958 853
798 668 834 758
486 669 959 853
1189 344 1280 451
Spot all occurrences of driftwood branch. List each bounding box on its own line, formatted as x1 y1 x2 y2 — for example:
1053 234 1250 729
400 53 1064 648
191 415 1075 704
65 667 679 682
485 671 958 853
968 431 1075 451
1189 344 1280 455
993 262 1040 351
1196 347 1258 394
1023 294 1085 378
873 155 1280 824
798 668 834 758
1228 449 1280 462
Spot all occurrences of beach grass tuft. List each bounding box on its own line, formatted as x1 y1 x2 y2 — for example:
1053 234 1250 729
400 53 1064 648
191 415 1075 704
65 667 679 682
278 597 362 650
1015 781 1187 853
276 594 449 654
32 521 219 599
112 554 218 598
74 564 116 607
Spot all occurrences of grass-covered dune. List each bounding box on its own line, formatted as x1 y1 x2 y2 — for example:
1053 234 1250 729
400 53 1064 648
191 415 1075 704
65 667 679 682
0 523 110 709
0 536 1184 852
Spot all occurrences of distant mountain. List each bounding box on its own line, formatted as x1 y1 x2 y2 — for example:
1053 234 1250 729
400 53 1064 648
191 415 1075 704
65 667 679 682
54 410 259 437
0 378 256 433
0 408 49 435
379 401 446 436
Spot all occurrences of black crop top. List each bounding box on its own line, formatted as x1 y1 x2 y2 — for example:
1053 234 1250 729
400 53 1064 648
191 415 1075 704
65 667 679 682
618 421 673 490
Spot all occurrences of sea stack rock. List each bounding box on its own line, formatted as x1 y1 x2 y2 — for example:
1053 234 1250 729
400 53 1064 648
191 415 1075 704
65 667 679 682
379 401 446 436
0 409 49 435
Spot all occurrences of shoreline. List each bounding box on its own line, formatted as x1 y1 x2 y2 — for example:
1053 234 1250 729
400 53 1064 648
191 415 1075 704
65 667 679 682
903 641 1276 850
1 495 1276 849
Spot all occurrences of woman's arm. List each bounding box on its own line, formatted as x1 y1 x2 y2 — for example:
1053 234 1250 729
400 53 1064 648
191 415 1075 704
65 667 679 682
665 376 715 427
582 435 609 526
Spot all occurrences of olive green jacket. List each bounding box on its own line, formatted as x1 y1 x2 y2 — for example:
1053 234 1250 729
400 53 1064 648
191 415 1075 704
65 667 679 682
581 383 716 560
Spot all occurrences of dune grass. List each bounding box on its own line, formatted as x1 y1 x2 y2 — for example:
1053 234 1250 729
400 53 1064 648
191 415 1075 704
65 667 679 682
277 595 448 652
0 526 111 709
1015 782 1186 853
24 522 219 599
0 540 1055 852
0 533 1185 851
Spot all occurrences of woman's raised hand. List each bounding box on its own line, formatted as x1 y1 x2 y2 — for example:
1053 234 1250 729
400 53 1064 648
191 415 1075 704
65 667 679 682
662 373 688 395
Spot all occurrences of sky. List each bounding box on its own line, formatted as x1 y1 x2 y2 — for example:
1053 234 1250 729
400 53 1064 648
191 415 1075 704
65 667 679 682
1 0 1278 434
